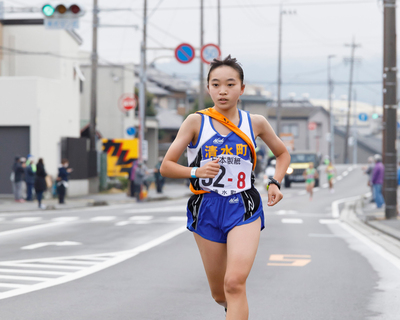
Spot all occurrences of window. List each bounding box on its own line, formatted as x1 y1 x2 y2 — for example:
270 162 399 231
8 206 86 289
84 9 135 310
282 124 299 138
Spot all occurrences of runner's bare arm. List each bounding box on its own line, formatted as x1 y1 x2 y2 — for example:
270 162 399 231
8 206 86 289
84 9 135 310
160 114 220 179
251 114 291 183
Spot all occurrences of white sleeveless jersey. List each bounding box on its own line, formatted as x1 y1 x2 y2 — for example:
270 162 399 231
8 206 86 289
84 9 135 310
187 109 257 196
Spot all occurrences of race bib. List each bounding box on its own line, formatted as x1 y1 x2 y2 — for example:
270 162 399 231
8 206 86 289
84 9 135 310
199 155 252 196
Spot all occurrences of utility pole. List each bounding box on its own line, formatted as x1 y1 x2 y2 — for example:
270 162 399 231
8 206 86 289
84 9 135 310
139 0 147 162
276 3 283 136
353 90 358 165
89 0 98 152
327 55 336 163
383 0 397 219
343 38 360 164
198 0 204 110
217 0 221 49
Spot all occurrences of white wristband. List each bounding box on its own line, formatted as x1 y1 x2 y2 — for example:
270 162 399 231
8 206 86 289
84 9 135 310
191 167 198 178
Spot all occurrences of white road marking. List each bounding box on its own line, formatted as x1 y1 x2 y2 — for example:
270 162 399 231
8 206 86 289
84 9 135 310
275 210 298 215
13 217 42 222
0 268 68 276
0 225 187 300
282 218 303 224
0 275 52 282
322 183 329 188
337 176 343 181
308 233 341 238
167 216 187 221
0 283 26 289
129 216 153 221
313 187 320 192
342 171 349 176
52 217 79 222
0 222 65 238
298 191 307 195
319 219 340 224
124 206 186 214
21 241 81 250
90 216 116 222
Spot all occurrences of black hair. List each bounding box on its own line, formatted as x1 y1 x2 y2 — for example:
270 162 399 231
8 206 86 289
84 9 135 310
207 55 244 85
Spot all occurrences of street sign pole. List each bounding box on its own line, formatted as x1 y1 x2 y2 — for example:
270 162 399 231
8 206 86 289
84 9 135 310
383 0 398 219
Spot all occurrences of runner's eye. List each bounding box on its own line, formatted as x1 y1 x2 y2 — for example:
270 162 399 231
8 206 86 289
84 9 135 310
212 84 219 87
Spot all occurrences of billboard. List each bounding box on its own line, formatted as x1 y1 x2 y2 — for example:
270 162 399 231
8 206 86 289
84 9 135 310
102 139 139 177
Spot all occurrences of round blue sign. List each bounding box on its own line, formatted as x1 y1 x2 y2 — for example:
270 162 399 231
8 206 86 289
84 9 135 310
358 113 368 122
175 43 195 64
126 127 136 136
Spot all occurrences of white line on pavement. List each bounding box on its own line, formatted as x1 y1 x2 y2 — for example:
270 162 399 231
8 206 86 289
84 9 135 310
0 225 187 300
90 216 116 222
52 217 79 222
13 217 42 222
0 222 65 238
124 206 186 214
129 216 154 221
281 218 303 224
319 219 340 224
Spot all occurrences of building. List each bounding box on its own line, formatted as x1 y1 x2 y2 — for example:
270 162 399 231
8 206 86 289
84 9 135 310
0 19 83 194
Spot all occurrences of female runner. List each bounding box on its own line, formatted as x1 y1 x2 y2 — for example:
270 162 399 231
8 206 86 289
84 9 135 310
160 55 290 320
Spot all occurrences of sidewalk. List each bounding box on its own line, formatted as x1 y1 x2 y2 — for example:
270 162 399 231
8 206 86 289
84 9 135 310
0 182 193 213
357 190 400 241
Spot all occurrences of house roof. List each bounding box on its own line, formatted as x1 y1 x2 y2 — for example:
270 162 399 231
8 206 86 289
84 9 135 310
240 95 271 103
156 108 184 130
266 106 327 119
267 99 315 108
335 126 382 154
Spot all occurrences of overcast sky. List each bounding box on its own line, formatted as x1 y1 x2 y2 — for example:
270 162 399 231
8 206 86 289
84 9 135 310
2 0 395 105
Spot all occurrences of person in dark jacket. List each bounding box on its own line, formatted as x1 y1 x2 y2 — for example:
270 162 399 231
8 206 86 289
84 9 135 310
154 157 165 193
12 156 26 202
34 158 47 209
372 154 385 209
57 158 73 204
25 155 36 201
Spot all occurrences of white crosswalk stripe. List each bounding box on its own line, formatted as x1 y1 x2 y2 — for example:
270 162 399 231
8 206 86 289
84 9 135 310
90 216 116 222
282 218 303 224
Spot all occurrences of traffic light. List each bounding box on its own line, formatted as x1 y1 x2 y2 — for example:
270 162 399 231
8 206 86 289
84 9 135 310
41 4 84 18
372 113 380 120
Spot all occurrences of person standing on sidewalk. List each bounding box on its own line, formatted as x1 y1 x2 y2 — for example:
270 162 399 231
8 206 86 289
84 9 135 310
57 159 73 204
129 160 138 198
154 157 165 193
24 155 36 201
133 162 145 202
12 156 26 203
372 154 385 209
34 158 47 209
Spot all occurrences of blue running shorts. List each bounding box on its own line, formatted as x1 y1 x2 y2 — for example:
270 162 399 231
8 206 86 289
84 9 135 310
186 187 265 243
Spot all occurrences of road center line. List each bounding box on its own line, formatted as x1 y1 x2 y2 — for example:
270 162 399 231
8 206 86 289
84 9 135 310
0 222 65 238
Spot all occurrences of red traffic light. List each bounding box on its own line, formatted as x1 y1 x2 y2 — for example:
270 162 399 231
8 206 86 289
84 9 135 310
70 4 81 14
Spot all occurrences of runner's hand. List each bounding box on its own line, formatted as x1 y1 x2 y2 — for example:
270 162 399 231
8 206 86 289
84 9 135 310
267 184 283 206
196 158 220 178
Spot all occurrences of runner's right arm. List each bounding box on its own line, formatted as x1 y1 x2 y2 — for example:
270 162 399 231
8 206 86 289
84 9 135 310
160 114 220 179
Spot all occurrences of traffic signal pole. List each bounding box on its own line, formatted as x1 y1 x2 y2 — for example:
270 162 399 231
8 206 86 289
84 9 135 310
138 0 147 163
89 0 98 152
383 0 398 219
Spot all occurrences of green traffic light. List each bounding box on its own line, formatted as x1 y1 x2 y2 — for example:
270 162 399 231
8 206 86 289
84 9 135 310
42 4 55 17
372 113 379 119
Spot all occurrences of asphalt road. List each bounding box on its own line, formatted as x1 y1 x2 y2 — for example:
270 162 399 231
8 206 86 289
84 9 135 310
0 165 400 320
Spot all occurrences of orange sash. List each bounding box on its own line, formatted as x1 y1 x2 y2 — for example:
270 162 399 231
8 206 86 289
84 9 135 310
189 108 257 195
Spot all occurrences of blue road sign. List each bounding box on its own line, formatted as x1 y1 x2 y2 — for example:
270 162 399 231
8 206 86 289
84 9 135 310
358 113 368 122
175 43 195 64
126 127 136 136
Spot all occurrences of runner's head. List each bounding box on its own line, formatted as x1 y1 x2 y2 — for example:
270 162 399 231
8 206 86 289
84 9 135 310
207 55 245 110
309 162 314 168
207 55 244 85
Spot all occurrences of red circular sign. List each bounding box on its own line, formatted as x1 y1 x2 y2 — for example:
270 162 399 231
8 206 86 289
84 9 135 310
175 43 195 64
118 93 136 112
308 122 317 130
201 43 221 64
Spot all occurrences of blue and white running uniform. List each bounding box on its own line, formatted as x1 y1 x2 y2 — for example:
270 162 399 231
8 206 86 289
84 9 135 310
186 109 265 243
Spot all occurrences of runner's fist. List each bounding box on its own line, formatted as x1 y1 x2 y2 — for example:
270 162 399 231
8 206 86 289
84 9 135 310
196 158 220 178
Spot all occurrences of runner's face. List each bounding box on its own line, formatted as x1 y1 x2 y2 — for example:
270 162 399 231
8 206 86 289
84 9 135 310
207 66 245 111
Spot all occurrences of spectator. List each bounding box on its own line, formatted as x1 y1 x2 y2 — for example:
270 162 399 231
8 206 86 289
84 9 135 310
154 157 165 193
34 158 47 209
372 154 385 209
57 158 73 204
25 155 36 201
12 156 26 203
397 161 400 186
129 160 138 198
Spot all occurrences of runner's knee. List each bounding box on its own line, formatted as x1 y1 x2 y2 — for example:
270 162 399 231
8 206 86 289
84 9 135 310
224 274 246 295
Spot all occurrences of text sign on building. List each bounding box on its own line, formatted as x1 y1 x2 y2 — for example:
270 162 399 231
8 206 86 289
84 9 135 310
44 19 79 30
175 43 195 64
201 44 221 64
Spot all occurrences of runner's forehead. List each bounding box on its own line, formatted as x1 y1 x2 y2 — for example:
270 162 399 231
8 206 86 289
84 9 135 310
209 66 241 82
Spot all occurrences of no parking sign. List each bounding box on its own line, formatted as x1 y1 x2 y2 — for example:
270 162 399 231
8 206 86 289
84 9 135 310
175 43 195 64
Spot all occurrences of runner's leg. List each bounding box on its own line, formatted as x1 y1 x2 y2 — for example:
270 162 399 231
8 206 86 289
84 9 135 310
194 233 227 308
225 217 261 320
